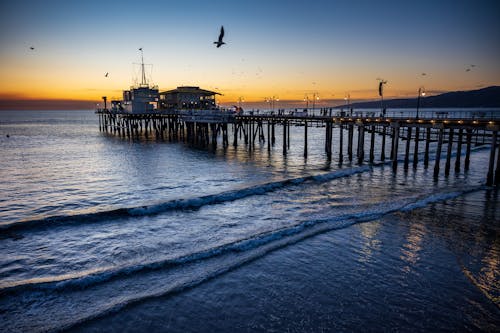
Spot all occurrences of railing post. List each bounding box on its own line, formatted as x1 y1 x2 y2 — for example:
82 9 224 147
486 130 497 186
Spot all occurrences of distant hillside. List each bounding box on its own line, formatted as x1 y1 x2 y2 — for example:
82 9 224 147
342 86 500 109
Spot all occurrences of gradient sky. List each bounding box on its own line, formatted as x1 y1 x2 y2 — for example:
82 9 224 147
1 0 499 109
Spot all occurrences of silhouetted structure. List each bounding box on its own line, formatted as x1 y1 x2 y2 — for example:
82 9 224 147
159 86 220 110
96 109 500 186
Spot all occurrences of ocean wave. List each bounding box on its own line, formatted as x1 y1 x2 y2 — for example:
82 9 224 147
0 165 371 234
0 184 484 298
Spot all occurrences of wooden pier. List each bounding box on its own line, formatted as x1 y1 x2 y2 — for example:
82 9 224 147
96 110 500 186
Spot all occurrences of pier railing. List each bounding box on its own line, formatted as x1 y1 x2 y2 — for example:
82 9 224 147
238 108 500 120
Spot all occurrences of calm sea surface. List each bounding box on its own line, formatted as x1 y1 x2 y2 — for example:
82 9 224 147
0 110 499 332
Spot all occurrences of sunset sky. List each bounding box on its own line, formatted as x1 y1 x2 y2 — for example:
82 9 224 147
1 0 499 109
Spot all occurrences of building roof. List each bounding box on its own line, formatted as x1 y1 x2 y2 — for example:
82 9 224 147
160 86 221 96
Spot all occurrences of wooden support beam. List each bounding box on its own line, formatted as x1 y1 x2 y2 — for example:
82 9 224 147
404 126 412 170
486 131 497 186
445 128 454 176
424 128 431 168
283 120 287 155
495 137 500 185
381 126 386 161
267 121 271 151
434 128 444 178
455 129 463 172
369 125 375 163
287 120 290 149
348 124 354 161
413 127 420 169
392 124 400 172
271 121 275 145
465 129 472 171
304 120 308 158
357 124 365 164
339 124 344 164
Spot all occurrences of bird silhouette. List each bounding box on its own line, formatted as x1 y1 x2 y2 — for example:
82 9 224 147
29 47 35 50
421 72 426 76
465 68 471 72
105 72 109 77
214 26 225 48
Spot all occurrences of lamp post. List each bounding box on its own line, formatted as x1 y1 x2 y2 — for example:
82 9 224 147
416 87 425 119
312 93 319 115
377 79 387 117
266 96 279 113
304 95 309 110
344 93 350 115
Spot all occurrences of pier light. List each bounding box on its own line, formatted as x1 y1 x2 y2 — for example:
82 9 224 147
266 96 279 112
489 121 494 124
311 92 319 113
304 95 310 109
473 120 478 124
431 119 435 123
443 120 449 124
458 120 464 124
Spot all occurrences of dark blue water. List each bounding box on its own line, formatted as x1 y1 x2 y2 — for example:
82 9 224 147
0 110 498 332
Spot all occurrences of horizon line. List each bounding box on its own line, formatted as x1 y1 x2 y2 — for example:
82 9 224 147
0 86 495 110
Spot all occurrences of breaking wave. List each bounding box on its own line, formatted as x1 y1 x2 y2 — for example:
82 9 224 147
0 184 483 297
0 166 371 234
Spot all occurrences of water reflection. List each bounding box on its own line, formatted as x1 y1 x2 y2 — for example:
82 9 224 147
357 222 382 263
478 240 500 305
400 222 427 273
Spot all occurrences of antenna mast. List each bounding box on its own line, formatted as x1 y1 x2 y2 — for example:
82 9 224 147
139 48 147 86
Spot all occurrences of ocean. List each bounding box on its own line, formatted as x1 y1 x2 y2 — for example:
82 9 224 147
0 109 498 332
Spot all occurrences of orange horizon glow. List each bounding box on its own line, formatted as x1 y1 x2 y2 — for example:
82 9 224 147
0 84 493 111
2 1 499 110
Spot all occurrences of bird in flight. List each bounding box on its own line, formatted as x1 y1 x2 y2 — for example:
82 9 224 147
214 26 225 48
465 64 476 72
29 46 35 50
105 72 109 77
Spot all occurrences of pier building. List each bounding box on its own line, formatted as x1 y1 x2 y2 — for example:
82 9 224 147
159 86 220 110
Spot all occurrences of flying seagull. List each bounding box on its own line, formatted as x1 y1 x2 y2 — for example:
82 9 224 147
105 72 109 77
29 46 35 50
465 68 471 72
214 26 225 48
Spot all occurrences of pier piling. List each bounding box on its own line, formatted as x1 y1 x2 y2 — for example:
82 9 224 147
95 110 499 186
